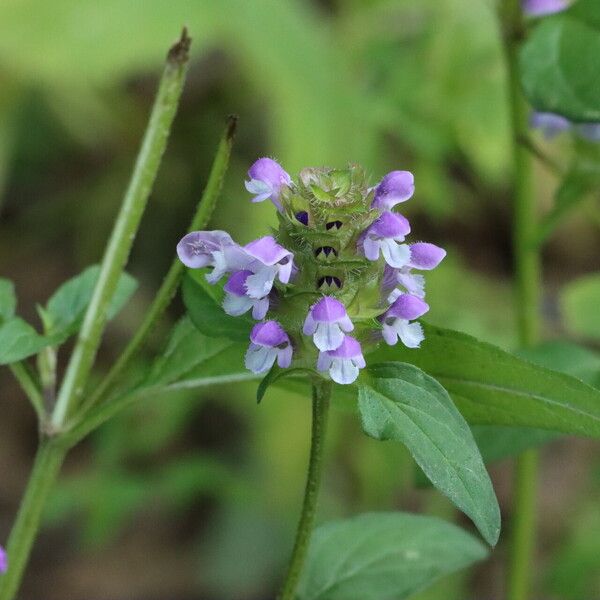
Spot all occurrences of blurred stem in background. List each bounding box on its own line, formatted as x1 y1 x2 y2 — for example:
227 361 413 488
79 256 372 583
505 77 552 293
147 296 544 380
500 2 541 600
277 380 332 600
0 31 191 600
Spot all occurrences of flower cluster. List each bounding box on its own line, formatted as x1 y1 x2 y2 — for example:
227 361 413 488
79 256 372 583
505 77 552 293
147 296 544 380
0 545 6 574
177 160 445 385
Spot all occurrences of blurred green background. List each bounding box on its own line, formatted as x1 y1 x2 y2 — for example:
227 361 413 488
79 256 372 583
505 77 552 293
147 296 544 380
0 1 599 599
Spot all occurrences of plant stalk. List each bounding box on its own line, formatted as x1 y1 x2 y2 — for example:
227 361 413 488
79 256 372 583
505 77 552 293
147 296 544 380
277 380 332 600
79 115 237 413
0 440 67 600
500 3 541 600
50 29 191 429
0 32 191 600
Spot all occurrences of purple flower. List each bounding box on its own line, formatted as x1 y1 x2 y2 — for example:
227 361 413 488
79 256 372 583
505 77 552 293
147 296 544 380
303 296 354 351
225 236 294 299
177 230 235 283
530 112 571 139
317 335 366 385
362 211 411 268
0 545 6 574
384 242 446 301
371 171 415 210
245 158 292 210
245 321 293 373
382 294 429 348
522 0 568 16
223 270 269 319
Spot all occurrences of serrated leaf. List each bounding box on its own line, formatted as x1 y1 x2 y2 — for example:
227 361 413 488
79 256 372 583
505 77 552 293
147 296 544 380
367 323 600 438
520 1 600 122
359 362 500 545
296 512 487 600
182 271 252 343
0 278 16 322
44 265 137 341
0 318 52 364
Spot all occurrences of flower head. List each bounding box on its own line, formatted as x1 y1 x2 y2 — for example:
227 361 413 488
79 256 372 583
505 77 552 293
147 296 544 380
362 211 411 268
382 294 429 348
522 0 568 16
245 158 292 210
176 230 235 283
303 297 354 351
245 321 293 373
223 270 270 319
0 545 7 574
317 336 366 384
178 162 445 385
372 170 415 210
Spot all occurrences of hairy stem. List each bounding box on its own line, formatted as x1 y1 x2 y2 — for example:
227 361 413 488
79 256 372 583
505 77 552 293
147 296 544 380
500 3 541 600
0 33 191 600
0 441 67 600
78 116 237 414
50 29 191 429
277 380 332 600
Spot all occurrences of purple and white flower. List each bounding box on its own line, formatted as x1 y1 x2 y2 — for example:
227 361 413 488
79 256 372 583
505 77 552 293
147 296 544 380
385 242 446 301
362 211 411 268
382 294 429 348
245 158 292 210
225 236 294 299
245 321 293 374
303 296 354 351
522 0 568 16
223 270 270 320
317 335 366 385
0 545 6 574
371 171 415 210
176 230 235 283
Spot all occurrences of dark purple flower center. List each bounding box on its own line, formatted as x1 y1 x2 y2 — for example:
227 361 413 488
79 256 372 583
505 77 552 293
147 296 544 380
326 220 343 230
315 246 338 258
295 211 309 225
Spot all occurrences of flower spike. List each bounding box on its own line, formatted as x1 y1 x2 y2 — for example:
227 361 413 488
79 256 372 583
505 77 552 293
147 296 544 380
178 161 445 384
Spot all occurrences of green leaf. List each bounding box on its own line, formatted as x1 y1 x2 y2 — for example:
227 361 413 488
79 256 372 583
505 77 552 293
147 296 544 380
520 1 600 122
0 277 16 322
561 272 600 341
536 141 600 245
44 265 138 341
367 323 600 438
296 512 487 600
359 362 500 545
182 271 252 343
143 316 255 391
0 318 52 365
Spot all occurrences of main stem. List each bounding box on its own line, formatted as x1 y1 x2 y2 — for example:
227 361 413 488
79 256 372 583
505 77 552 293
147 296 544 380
277 380 332 600
0 441 67 600
501 3 541 600
50 30 191 429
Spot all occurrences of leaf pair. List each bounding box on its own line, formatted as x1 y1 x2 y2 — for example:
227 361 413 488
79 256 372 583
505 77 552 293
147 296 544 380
0 267 136 366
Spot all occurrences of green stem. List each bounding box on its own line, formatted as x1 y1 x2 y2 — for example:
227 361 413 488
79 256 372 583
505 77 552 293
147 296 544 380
508 449 539 600
9 362 45 421
0 440 67 600
277 380 332 600
50 29 191 429
500 4 541 600
78 116 237 414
